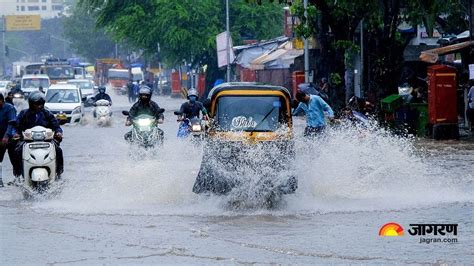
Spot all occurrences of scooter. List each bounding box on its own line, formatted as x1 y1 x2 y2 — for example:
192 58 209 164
20 126 58 195
123 109 165 149
94 99 112 127
174 111 206 142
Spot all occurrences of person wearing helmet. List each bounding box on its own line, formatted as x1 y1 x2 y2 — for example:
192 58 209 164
94 86 112 104
124 86 164 141
178 88 208 119
293 90 334 138
11 91 64 178
93 86 112 118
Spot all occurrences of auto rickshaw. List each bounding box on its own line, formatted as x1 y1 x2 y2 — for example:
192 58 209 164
193 82 297 199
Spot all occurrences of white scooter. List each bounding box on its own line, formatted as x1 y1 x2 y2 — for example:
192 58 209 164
21 126 58 194
94 99 112 127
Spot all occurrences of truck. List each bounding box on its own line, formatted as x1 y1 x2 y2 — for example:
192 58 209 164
107 68 130 94
40 59 74 84
95 58 124 86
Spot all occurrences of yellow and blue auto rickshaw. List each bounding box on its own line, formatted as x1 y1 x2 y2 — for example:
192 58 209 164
193 82 297 199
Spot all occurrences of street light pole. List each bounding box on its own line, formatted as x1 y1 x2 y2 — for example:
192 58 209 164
226 0 231 82
2 16 6 77
303 0 309 83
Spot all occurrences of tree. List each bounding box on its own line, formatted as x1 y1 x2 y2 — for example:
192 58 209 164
253 0 469 106
63 4 116 61
79 0 284 87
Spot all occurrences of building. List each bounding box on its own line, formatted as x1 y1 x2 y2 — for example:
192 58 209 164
0 0 65 19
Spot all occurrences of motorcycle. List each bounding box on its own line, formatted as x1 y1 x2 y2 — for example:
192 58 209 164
122 109 165 149
94 99 112 127
174 111 206 142
19 126 59 195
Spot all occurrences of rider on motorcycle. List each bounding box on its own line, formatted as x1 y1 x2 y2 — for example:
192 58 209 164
178 89 208 119
124 86 164 141
11 91 64 178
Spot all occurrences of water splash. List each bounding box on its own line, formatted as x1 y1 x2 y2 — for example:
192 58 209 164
29 97 474 215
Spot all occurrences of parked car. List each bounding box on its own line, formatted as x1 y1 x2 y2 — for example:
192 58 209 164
45 84 84 124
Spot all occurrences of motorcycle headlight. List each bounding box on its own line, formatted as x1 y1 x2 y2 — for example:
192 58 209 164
72 106 81 115
32 132 46 141
192 124 202 132
137 119 152 127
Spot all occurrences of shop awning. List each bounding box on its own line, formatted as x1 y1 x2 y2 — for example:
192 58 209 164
419 40 474 63
249 41 303 70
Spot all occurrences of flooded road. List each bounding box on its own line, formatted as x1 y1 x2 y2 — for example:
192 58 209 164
1 94 473 264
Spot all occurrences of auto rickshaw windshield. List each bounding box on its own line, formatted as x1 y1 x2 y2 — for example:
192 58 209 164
216 96 285 132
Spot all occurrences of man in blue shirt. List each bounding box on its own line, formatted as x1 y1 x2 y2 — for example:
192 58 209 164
293 90 334 137
0 94 17 187
11 91 64 178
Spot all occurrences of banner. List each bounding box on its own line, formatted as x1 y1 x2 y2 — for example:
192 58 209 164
216 31 235 68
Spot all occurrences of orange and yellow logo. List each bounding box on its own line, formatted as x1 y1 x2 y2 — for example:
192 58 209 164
379 223 404 236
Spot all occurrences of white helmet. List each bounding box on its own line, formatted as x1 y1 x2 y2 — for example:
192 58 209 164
187 88 198 99
139 86 152 95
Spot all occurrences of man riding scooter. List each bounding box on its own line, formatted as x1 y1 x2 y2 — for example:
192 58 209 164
11 91 64 178
94 86 112 104
93 86 112 118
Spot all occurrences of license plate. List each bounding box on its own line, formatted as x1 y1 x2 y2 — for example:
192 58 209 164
56 114 67 120
139 126 151 132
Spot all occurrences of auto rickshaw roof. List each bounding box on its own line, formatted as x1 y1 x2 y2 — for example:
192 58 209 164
207 82 291 99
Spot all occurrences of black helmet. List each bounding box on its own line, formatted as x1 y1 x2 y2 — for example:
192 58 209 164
98 86 106 93
28 91 46 106
139 86 152 102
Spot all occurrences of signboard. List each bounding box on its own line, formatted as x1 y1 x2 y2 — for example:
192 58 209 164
216 31 235 68
5 15 41 31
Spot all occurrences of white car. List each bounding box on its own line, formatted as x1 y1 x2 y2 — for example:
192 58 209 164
67 79 95 101
45 84 84 124
0 80 11 96
21 74 50 97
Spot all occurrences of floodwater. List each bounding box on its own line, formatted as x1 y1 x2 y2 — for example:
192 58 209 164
1 94 473 264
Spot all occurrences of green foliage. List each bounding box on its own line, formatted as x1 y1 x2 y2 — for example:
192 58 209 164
63 4 116 61
329 72 342 87
79 0 284 67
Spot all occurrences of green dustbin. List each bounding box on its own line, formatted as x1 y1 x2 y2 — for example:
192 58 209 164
410 103 428 137
381 94 402 113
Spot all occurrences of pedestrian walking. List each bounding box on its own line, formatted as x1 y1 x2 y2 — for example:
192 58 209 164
0 94 17 187
293 90 334 138
127 80 134 103
467 80 474 132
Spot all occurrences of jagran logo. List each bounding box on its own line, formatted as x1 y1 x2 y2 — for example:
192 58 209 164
379 223 404 237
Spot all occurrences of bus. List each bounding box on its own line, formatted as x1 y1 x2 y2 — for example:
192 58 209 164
40 59 75 84
24 62 44 75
